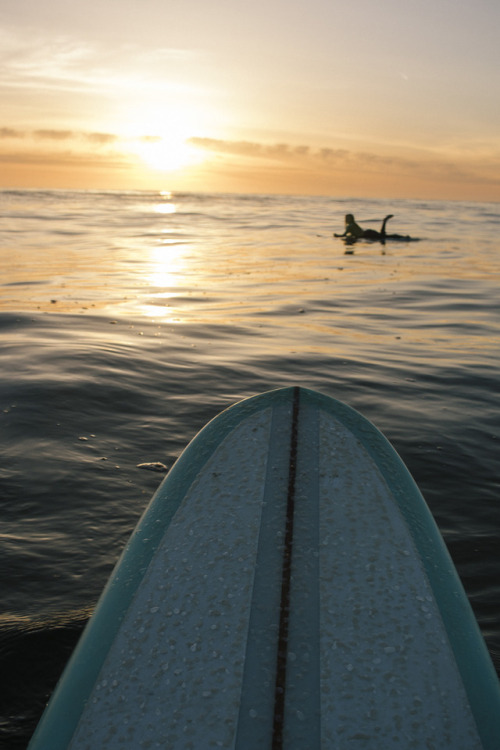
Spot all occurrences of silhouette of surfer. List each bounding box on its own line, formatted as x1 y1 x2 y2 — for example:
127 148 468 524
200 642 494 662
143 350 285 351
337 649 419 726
335 213 414 245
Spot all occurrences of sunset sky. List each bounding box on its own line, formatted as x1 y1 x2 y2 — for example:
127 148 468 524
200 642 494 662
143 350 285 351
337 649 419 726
1 0 500 200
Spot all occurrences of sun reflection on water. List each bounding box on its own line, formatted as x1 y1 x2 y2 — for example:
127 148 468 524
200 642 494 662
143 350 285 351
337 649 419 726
138 239 196 320
148 242 188 287
153 201 177 215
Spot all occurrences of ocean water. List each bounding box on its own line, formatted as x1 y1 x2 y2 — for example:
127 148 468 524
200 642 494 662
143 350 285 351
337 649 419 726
0 189 499 747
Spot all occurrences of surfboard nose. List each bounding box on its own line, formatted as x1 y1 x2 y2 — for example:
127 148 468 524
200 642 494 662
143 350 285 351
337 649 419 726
27 387 500 750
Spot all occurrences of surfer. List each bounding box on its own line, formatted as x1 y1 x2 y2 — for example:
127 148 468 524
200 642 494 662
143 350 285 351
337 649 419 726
334 213 413 244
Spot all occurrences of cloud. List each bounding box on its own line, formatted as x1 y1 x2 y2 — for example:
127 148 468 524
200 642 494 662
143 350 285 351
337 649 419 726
0 127 25 138
0 125 120 145
187 134 500 195
1 30 96 88
0 149 130 170
85 132 119 145
0 29 207 101
188 137 390 168
189 137 314 161
34 129 73 141
188 136 391 169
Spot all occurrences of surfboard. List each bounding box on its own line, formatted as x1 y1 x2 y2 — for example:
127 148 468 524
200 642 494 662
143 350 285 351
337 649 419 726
28 386 500 749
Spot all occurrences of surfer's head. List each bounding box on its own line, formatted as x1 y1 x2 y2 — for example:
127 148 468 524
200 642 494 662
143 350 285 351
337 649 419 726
345 213 355 225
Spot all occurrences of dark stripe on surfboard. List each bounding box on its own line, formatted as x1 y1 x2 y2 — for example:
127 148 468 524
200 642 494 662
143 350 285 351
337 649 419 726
272 386 300 749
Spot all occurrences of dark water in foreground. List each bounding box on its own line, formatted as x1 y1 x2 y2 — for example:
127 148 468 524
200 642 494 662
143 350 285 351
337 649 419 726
0 190 499 747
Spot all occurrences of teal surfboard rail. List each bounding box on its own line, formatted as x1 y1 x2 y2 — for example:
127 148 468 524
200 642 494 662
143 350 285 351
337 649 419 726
27 387 500 749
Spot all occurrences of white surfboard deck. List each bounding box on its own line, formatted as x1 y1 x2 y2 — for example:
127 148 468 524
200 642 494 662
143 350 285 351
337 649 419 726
28 387 500 749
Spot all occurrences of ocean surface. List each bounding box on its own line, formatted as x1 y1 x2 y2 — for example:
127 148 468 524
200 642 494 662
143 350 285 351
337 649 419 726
0 189 499 747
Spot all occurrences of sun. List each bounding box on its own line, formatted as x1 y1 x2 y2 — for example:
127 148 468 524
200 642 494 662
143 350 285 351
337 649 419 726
133 134 201 172
123 105 207 173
